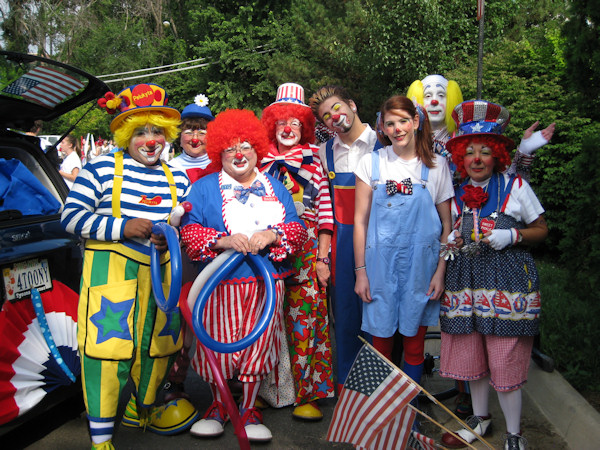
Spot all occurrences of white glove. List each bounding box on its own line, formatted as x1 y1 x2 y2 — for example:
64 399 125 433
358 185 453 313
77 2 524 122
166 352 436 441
485 229 514 250
518 130 548 156
169 201 192 227
447 230 458 244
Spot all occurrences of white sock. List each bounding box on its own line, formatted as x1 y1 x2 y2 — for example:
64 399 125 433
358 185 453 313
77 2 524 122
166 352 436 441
469 377 490 418
497 389 522 434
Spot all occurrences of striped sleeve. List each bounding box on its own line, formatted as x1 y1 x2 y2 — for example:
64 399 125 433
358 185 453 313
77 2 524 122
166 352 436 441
314 163 334 232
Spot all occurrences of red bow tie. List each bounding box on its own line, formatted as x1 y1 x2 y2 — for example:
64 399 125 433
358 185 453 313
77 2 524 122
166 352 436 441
386 179 413 195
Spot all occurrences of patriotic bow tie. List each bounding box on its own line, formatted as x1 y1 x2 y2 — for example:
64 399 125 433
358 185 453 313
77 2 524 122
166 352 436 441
261 147 313 187
386 179 413 196
234 180 267 204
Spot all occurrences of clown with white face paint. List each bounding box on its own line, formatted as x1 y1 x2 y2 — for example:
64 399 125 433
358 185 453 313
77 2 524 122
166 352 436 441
407 74 555 183
61 83 193 448
180 108 308 442
259 83 335 420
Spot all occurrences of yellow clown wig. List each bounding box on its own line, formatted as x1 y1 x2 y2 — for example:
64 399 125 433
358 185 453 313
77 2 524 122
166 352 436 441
406 75 463 134
113 112 181 150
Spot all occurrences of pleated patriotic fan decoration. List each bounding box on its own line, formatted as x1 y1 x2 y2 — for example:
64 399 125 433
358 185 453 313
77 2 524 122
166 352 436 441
0 281 80 425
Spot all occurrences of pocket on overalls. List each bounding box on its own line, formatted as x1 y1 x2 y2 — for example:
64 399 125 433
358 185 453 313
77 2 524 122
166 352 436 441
149 293 183 358
84 279 137 360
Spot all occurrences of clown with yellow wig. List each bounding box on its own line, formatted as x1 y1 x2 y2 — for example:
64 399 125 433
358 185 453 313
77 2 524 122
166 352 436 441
407 74 555 183
61 83 195 449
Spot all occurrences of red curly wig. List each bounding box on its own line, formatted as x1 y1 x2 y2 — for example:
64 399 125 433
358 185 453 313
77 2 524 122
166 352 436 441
206 109 271 170
261 103 316 146
451 135 512 179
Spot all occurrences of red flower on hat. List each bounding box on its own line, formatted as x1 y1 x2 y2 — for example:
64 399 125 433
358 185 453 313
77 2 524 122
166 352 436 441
461 185 489 209
97 91 128 115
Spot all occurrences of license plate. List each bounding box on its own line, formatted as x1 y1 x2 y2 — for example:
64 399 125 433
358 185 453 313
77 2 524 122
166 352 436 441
2 258 53 301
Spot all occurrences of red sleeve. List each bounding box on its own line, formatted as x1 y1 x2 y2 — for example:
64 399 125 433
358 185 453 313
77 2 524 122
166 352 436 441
180 223 227 261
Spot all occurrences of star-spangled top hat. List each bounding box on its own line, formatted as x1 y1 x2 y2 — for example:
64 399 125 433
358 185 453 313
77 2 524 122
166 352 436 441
99 83 180 132
446 100 515 153
269 82 310 108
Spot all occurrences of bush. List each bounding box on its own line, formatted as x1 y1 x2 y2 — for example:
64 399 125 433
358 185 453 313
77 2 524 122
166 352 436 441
538 260 600 392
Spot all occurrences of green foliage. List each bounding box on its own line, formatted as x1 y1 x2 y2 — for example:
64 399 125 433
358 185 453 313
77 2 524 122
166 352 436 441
538 260 600 392
556 133 600 292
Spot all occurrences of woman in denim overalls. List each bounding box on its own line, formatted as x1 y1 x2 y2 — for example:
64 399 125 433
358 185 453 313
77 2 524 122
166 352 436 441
354 96 453 386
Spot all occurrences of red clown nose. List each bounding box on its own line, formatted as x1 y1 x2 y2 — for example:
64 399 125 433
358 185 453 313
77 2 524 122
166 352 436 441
284 126 292 134
146 140 156 147
235 152 244 160
431 99 439 106
191 138 200 145
332 114 340 122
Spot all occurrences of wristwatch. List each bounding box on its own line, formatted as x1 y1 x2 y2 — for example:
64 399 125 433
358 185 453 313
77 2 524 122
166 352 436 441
316 257 330 264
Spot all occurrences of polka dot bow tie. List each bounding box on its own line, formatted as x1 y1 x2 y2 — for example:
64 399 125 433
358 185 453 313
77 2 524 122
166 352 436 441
386 179 413 196
234 179 267 204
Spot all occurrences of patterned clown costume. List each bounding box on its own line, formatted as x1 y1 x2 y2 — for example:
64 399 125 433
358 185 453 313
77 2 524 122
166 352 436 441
180 169 307 387
61 150 190 443
260 142 335 406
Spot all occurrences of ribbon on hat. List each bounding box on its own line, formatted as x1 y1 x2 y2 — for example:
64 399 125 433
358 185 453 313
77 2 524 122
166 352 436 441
234 180 267 204
261 147 314 187
386 179 413 196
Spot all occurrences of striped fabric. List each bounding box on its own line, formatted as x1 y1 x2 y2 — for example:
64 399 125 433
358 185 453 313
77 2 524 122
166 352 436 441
61 152 190 245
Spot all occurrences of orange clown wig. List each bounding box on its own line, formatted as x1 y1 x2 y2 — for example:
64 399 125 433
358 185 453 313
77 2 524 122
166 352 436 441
206 109 271 171
261 102 316 146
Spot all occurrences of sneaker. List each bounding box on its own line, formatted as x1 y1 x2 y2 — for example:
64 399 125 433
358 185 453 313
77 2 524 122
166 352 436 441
240 407 272 442
190 401 229 437
292 402 323 421
504 432 528 450
441 414 493 448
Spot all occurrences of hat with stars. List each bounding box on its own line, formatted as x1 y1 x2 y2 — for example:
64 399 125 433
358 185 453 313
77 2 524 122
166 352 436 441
446 100 515 153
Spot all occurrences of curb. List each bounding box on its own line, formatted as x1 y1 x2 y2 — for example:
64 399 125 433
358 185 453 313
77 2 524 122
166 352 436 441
524 362 600 449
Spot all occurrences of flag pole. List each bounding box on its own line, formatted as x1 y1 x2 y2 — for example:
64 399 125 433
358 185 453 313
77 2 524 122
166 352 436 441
408 404 474 450
358 337 494 449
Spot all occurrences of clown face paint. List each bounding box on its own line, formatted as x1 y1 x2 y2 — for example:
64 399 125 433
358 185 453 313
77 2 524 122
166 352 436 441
275 118 302 151
128 125 166 166
383 109 418 156
221 141 258 184
317 96 356 134
464 141 495 183
180 128 208 158
423 83 447 130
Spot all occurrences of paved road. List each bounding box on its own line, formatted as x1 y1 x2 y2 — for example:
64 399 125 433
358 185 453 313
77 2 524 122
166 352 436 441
9 361 576 450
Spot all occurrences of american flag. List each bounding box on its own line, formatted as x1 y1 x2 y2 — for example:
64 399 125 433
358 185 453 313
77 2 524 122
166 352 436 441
327 344 421 449
407 430 437 450
2 66 84 109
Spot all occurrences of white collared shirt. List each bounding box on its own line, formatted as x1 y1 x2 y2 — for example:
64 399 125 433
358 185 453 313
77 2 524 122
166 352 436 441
318 124 378 174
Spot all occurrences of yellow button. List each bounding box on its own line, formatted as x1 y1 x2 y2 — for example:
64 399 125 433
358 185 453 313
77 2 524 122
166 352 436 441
328 171 336 180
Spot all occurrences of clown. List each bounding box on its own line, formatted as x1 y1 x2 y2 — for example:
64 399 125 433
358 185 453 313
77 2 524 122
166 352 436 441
170 93 216 182
180 109 307 442
61 83 194 449
439 100 548 450
407 74 555 182
259 83 335 420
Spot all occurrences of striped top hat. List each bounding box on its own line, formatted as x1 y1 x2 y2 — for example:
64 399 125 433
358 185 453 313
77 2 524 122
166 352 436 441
270 82 309 107
446 100 515 153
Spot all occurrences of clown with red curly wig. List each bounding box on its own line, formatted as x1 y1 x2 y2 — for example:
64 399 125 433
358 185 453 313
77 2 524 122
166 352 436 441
439 100 549 450
179 108 308 442
257 83 335 420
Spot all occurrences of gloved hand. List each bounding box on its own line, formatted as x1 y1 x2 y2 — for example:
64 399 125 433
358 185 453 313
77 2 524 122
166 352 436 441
484 229 513 250
447 230 458 244
519 121 555 156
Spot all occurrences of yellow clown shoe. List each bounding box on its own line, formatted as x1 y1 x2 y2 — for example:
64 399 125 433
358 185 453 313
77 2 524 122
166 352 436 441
292 401 323 421
91 440 115 450
121 395 200 435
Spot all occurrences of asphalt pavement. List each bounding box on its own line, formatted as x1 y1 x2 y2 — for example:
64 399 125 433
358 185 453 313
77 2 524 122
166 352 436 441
9 345 600 449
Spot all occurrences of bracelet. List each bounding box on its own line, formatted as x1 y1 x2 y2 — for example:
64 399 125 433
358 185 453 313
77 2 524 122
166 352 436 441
354 265 366 271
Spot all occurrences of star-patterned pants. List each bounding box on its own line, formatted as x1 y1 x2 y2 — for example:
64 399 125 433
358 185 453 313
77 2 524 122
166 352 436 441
285 221 334 405
77 241 183 422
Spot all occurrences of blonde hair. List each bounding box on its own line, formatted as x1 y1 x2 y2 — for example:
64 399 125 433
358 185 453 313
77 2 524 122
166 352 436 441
406 78 463 133
113 112 181 149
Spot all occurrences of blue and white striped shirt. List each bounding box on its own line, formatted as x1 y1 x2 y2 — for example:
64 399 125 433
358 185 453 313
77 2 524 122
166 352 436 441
61 152 191 246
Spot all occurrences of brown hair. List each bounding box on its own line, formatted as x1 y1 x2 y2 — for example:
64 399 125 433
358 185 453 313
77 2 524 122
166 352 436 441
308 85 353 121
64 134 82 158
378 95 435 168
